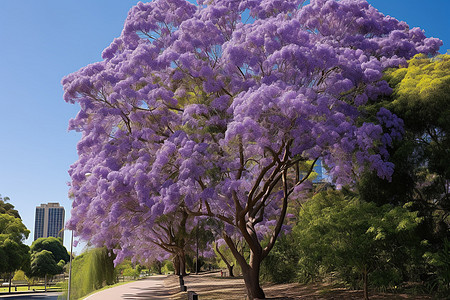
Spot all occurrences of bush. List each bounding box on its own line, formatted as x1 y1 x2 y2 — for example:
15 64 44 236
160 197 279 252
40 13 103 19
148 260 162 274
293 190 421 295
423 238 450 296
161 260 174 274
61 247 116 300
122 267 139 279
260 234 299 283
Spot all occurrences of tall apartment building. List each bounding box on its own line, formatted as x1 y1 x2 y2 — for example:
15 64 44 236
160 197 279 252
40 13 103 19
313 159 324 183
298 159 327 183
34 202 65 243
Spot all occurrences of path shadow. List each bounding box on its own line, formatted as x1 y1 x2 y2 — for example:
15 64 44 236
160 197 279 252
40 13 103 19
122 286 171 299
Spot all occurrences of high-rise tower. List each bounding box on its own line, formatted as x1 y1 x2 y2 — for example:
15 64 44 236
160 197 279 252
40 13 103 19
34 202 65 242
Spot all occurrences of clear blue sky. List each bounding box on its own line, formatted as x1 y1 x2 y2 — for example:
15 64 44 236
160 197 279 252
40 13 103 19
0 0 448 253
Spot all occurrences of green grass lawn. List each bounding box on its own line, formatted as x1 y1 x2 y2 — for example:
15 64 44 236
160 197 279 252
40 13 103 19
0 285 62 293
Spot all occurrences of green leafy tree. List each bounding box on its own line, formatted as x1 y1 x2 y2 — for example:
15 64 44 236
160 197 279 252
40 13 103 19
149 260 162 275
30 237 70 263
27 237 69 292
293 190 421 300
0 195 20 220
29 250 62 291
161 260 174 274
117 260 141 279
0 213 30 293
359 54 450 294
386 53 450 136
384 54 449 229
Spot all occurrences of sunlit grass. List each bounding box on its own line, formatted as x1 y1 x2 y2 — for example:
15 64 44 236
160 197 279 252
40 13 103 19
0 285 62 293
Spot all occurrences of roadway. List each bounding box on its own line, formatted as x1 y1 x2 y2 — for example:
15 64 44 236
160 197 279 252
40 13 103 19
0 292 61 299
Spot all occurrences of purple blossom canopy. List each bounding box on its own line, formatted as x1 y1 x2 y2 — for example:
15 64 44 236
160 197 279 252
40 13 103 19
63 0 441 264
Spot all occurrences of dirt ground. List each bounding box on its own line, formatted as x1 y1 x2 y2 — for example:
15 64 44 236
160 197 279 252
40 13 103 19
164 271 431 300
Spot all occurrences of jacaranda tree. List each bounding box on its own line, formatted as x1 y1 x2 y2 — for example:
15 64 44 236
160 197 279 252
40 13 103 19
63 0 441 298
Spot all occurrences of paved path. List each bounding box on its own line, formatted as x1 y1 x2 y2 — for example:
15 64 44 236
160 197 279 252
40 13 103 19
84 275 172 300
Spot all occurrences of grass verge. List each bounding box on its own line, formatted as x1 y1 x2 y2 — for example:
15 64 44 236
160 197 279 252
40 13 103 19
0 285 62 293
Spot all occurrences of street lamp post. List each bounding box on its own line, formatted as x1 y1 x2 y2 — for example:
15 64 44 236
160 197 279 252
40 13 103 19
68 172 90 299
67 230 73 300
195 226 199 274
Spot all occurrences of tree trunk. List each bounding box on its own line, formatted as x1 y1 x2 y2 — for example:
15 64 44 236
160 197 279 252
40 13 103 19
45 274 47 292
215 243 234 277
173 255 180 275
155 260 162 274
363 268 369 300
8 272 12 293
241 260 265 300
179 251 187 276
227 265 234 277
223 234 266 299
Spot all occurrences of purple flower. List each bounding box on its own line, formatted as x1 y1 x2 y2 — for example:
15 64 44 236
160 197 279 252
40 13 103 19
64 0 440 277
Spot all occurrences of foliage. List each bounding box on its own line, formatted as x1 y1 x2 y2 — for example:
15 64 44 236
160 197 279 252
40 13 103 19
12 270 28 282
293 190 421 296
62 0 441 298
383 54 450 234
213 241 240 276
0 195 20 219
149 260 163 274
260 234 299 284
0 213 30 276
116 259 143 279
30 237 70 263
161 260 174 274
122 267 140 279
29 250 62 278
84 247 116 288
62 247 117 300
359 54 450 295
57 259 66 270
188 219 218 273
148 260 163 274
423 238 450 295
27 236 69 288
385 54 450 136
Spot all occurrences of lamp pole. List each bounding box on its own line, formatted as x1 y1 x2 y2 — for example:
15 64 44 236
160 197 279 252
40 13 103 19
69 172 90 299
195 226 199 274
67 230 73 300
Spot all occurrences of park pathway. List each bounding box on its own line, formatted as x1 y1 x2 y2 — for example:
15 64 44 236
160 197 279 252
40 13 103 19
84 275 172 300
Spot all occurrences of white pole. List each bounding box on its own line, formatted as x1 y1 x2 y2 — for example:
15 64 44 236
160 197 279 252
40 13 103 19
67 230 73 300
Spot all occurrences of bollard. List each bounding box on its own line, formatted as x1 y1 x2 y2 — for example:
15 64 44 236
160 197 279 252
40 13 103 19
188 291 198 300
179 274 186 292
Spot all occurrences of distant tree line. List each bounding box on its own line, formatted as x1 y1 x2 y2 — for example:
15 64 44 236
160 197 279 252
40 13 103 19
0 196 70 292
